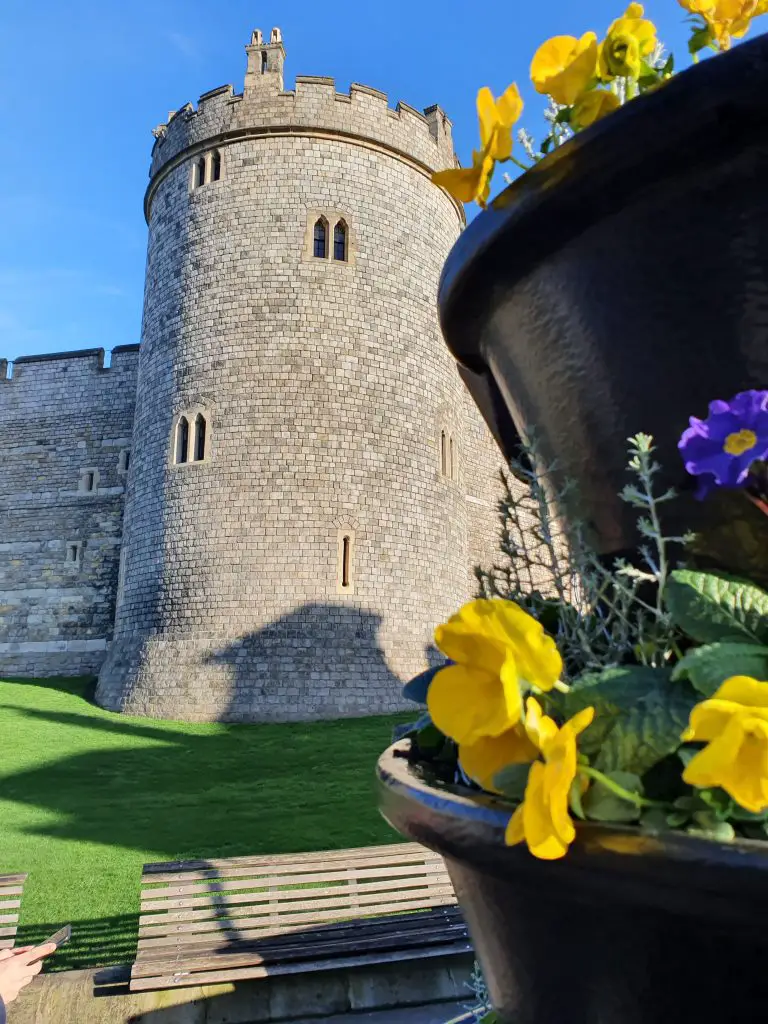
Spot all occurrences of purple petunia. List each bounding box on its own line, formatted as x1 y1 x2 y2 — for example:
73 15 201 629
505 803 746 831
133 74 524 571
678 390 768 493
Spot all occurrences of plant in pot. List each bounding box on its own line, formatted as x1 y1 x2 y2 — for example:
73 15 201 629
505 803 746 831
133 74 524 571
377 8 768 1023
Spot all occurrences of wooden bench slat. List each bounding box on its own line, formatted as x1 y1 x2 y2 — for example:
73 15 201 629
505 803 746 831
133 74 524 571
137 906 462 949
0 875 28 887
140 873 451 913
137 909 462 954
139 883 456 927
133 920 467 976
129 844 468 996
0 900 21 911
0 928 18 938
136 909 464 959
0 887 24 898
131 939 472 991
141 844 423 876
141 855 445 888
138 894 459 944
141 863 447 899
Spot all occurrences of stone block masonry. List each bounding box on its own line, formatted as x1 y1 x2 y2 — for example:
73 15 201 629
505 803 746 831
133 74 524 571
0 347 139 677
1 26 508 717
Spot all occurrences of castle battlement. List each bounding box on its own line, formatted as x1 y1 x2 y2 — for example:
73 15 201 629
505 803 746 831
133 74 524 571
1 345 140 388
147 28 457 214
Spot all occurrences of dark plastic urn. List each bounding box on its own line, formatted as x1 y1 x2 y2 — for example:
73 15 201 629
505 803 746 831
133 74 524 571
378 742 768 1024
441 33 768 577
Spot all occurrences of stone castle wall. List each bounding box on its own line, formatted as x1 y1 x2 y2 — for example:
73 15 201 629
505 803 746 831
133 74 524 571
0 348 139 677
0 30 506 717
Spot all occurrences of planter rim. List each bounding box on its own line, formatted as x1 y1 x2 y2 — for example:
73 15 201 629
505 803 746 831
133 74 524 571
437 31 768 374
378 741 768 877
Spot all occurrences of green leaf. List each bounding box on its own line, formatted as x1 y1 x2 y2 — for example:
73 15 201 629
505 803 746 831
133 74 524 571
563 666 696 775
688 813 735 842
672 642 768 696
554 106 573 124
666 570 768 645
491 763 530 802
582 771 642 823
640 806 671 831
666 810 690 828
540 136 553 154
688 26 713 53
663 53 675 75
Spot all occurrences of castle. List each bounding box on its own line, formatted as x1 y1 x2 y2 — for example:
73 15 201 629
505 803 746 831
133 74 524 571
0 28 503 721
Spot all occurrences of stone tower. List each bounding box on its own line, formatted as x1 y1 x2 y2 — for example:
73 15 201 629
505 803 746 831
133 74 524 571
95 28 501 721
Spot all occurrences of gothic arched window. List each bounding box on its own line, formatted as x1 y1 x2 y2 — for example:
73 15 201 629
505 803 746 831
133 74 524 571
333 220 348 262
313 217 328 259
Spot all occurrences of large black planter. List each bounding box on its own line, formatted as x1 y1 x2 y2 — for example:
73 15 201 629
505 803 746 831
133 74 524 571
439 34 768 572
378 742 768 1024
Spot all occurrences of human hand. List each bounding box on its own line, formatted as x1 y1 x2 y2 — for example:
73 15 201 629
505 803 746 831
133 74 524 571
0 943 57 1005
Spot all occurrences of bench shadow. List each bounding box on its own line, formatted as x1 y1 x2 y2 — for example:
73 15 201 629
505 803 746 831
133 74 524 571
16 914 139 972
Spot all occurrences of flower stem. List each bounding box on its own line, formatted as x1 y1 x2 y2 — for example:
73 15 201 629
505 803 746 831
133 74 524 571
509 155 533 172
579 766 666 809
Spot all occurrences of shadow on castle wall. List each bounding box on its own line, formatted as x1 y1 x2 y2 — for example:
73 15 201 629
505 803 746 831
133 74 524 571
198 602 405 722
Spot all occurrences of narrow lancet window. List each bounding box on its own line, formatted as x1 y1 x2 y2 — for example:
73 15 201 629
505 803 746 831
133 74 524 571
333 220 348 262
176 416 189 464
194 414 207 462
313 218 328 259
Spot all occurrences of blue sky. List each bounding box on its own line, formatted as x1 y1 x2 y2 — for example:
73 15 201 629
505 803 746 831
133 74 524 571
0 0 757 360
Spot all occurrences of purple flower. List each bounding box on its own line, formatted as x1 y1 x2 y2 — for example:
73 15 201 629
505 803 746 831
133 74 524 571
678 390 768 492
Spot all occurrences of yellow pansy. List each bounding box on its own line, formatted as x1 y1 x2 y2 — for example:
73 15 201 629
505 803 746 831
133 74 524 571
678 0 762 48
427 599 562 747
682 675 768 813
506 698 595 860
459 723 539 792
477 83 524 161
432 147 496 207
572 89 621 129
599 3 657 79
431 84 523 208
530 33 599 105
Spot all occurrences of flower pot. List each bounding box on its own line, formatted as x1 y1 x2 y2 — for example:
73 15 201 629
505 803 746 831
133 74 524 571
438 34 768 574
378 741 768 1024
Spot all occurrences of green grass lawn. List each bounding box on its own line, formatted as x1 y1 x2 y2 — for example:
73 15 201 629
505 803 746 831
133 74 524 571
0 676 408 971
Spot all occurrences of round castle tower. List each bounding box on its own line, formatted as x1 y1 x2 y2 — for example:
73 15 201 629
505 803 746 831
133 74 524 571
96 28 500 721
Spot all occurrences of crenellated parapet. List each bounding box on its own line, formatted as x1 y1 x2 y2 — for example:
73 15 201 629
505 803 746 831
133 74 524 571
1 345 140 389
146 28 457 218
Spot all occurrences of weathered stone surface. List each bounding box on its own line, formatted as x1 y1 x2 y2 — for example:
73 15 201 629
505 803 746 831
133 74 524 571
0 28 504 719
0 348 139 678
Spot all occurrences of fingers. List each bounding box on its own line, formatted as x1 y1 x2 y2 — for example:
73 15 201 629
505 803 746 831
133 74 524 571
14 943 57 965
11 946 35 954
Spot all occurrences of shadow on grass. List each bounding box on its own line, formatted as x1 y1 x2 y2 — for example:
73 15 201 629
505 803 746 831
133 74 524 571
16 913 138 972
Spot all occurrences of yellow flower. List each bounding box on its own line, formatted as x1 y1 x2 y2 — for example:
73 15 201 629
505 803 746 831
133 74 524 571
460 723 539 792
431 147 496 207
506 698 595 860
678 0 762 48
427 599 562 747
599 3 657 79
530 33 599 105
477 83 524 161
572 89 621 128
682 675 768 813
431 84 523 208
